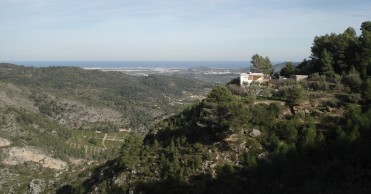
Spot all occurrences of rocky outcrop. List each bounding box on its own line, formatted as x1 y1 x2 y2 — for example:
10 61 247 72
0 137 11 147
1 147 67 170
28 179 45 194
250 129 262 137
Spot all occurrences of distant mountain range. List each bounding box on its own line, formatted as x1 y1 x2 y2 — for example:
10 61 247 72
273 61 300 73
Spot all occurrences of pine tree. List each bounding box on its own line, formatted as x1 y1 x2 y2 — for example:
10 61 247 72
250 54 273 75
280 62 296 78
360 21 371 78
199 86 236 133
320 49 335 77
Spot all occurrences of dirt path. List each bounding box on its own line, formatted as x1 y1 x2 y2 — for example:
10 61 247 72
102 133 107 149
255 100 285 105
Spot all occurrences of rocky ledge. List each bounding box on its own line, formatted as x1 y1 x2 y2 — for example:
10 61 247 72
1 146 67 170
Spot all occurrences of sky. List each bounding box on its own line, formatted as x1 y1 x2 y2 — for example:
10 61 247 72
0 0 370 62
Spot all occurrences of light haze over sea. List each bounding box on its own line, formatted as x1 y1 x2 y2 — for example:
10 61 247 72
9 61 253 69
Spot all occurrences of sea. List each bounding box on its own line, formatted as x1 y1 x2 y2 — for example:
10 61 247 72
7 61 251 69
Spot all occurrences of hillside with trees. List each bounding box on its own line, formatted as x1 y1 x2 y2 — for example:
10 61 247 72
0 64 212 131
53 21 371 194
0 64 212 193
1 21 371 193
60 79 371 193
295 21 371 101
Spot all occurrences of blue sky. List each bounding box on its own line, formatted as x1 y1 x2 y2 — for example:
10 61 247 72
0 0 370 62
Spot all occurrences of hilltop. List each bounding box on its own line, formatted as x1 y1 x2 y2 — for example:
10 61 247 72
272 61 300 73
57 82 371 193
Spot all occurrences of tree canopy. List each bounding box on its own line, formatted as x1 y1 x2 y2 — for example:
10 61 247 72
250 54 273 75
297 21 371 78
279 62 296 78
200 86 237 134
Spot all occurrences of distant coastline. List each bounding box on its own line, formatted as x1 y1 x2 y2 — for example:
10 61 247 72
5 61 252 69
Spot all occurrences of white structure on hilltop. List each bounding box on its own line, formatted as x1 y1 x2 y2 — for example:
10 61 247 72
240 72 269 86
290 75 308 81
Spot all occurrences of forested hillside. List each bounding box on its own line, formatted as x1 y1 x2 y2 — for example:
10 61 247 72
0 64 211 131
56 21 371 194
0 64 211 193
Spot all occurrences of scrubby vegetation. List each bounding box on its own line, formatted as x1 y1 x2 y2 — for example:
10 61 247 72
0 64 211 193
54 21 371 194
1 21 371 193
0 64 211 130
61 80 371 193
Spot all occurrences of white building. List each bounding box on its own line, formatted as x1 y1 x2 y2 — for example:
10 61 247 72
240 72 269 86
290 75 308 81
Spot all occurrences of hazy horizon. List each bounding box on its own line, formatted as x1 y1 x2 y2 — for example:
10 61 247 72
3 60 259 68
1 0 370 61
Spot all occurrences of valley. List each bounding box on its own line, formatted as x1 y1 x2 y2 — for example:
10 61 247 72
0 64 217 193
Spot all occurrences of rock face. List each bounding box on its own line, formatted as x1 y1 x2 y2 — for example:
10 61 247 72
1 147 67 170
0 137 11 147
250 129 262 137
28 179 45 194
